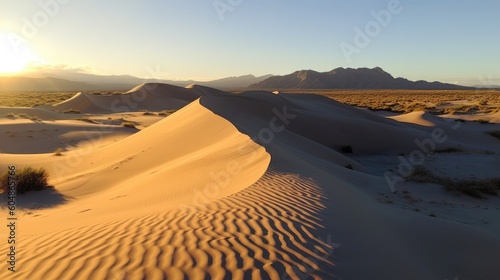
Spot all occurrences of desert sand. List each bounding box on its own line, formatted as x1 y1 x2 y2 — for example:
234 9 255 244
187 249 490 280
1 84 500 279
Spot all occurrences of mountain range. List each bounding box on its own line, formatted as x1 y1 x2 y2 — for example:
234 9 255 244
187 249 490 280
249 67 473 90
0 67 477 92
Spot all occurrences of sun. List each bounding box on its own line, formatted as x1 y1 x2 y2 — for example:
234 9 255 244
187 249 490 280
0 32 39 74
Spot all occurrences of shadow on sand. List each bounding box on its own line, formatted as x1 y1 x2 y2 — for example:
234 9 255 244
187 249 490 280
1 187 71 210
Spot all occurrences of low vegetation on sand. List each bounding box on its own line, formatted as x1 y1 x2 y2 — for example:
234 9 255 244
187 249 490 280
487 130 500 140
1 167 52 195
408 166 500 198
3 90 500 116
63 109 82 114
122 121 137 128
0 92 76 107
272 89 500 114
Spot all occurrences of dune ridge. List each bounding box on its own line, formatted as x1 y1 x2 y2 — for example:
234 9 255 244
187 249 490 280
53 83 208 114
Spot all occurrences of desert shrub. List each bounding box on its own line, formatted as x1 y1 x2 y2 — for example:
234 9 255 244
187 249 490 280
77 117 97 124
341 145 353 154
17 113 30 119
487 130 500 140
158 109 178 116
122 121 137 128
409 166 500 198
445 178 500 198
63 109 81 114
53 148 64 156
1 167 52 195
473 119 491 124
141 110 155 116
434 147 463 153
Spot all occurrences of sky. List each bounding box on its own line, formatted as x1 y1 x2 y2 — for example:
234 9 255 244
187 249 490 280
0 0 499 85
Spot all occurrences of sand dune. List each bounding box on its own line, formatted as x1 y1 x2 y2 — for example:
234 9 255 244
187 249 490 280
1 84 500 279
0 119 135 154
53 83 208 114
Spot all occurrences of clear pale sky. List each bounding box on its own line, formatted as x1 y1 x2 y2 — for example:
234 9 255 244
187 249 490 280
0 0 499 85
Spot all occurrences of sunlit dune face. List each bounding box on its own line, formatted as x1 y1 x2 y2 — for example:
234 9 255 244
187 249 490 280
0 32 38 74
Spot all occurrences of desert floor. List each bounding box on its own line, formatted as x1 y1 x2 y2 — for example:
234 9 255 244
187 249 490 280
1 85 500 279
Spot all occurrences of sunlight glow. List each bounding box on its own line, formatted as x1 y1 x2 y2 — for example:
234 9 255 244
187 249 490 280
0 32 39 74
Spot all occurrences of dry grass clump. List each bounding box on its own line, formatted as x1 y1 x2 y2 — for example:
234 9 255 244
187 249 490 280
63 109 82 114
471 119 492 124
8 113 41 121
122 121 137 128
17 113 31 119
408 166 500 198
91 91 125 96
0 92 76 107
434 147 463 153
141 110 156 116
53 148 64 156
158 109 178 116
340 145 353 154
1 167 52 195
486 130 500 140
76 116 97 124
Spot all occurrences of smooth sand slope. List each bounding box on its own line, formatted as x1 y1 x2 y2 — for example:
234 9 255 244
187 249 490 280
1 84 500 279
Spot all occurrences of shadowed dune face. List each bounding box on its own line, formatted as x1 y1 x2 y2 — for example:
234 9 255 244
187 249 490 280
199 92 431 154
0 187 70 210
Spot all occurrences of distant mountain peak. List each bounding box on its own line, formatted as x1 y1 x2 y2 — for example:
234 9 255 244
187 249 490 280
250 67 471 90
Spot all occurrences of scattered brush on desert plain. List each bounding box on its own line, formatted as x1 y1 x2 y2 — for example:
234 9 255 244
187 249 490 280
1 86 500 279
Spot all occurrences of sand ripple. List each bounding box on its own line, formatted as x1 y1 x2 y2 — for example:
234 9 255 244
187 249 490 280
2 171 337 280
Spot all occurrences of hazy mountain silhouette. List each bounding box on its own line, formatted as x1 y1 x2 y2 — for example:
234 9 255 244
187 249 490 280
0 72 273 92
0 68 474 92
0 77 101 92
249 67 473 89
